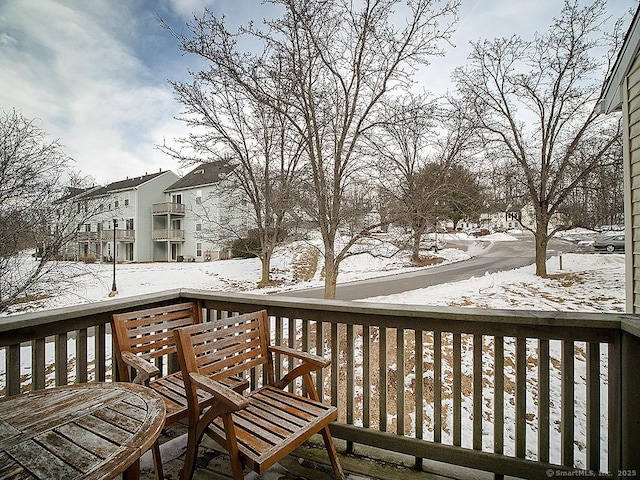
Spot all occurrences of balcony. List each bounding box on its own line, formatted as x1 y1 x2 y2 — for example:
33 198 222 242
104 228 135 242
1 291 639 478
152 202 186 215
152 229 185 241
77 231 99 241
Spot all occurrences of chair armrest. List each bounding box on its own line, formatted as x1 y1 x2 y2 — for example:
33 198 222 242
190 373 249 411
121 351 160 383
268 345 330 369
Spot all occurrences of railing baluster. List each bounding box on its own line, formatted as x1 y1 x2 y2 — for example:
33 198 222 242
415 329 424 469
275 316 283 383
363 325 370 429
96 324 106 382
77 328 88 384
397 328 405 436
562 340 575 467
7 344 20 396
301 317 310 396
494 336 504 455
379 326 387 432
331 322 339 409
33 338 45 391
55 333 67 386
315 320 323 403
288 317 295 393
587 342 600 471
434 330 442 444
473 334 482 451
608 337 621 474
346 323 354 454
538 338 550 463
516 337 526 458
453 333 461 447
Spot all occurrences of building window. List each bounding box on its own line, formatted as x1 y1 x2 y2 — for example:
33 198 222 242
196 223 202 232
196 243 202 257
124 199 129 206
115 200 119 208
196 189 202 205
126 219 134 230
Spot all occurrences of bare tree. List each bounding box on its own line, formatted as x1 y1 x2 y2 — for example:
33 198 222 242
368 95 480 261
366 95 439 261
453 0 623 276
0 109 83 311
168 0 460 298
160 75 303 286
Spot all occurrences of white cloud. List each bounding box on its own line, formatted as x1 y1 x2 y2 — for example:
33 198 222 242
0 0 190 183
0 0 635 184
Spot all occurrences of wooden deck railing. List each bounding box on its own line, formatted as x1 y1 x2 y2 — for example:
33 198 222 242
1 289 639 479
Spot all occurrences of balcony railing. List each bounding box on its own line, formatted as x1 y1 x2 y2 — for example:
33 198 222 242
77 231 99 241
152 202 186 215
1 290 639 478
103 229 135 242
152 229 185 241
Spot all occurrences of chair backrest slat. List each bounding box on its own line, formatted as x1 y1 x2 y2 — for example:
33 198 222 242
175 310 270 383
112 301 201 381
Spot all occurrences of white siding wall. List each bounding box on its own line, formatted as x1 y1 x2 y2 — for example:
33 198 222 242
625 52 640 312
135 172 181 262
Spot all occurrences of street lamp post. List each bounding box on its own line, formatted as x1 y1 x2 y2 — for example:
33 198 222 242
434 200 439 253
109 218 118 297
485 202 490 230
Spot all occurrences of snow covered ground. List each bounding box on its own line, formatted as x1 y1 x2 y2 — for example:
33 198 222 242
3 230 624 315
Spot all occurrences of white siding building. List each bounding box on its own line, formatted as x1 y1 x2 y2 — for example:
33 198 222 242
155 162 250 262
70 170 180 262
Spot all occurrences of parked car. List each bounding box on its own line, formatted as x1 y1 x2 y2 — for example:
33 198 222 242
593 234 625 252
467 228 490 237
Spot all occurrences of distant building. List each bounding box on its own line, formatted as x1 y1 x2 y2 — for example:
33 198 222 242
68 170 180 262
63 163 251 263
158 162 250 262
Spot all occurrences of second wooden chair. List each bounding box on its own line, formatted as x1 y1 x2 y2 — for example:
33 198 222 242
173 309 345 480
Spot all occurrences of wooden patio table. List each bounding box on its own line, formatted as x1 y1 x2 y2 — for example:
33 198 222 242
0 382 166 479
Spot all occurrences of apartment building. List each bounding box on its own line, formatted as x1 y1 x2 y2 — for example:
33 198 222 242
68 170 180 262
65 163 249 263
155 162 249 262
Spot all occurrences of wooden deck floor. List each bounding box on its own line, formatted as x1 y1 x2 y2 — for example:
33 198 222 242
137 420 504 480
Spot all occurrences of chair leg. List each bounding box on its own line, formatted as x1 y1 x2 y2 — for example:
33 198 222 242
152 440 164 480
320 426 345 480
179 428 200 480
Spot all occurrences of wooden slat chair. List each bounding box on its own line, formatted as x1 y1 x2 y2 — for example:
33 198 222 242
173 309 345 480
111 302 248 480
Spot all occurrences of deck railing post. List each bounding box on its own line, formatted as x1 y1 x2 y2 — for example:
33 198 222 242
621 329 640 469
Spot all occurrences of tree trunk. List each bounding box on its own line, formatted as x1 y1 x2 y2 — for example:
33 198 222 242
534 227 549 277
323 252 338 300
259 250 271 286
412 231 421 263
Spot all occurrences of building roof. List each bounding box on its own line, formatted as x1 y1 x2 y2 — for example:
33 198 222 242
78 170 170 200
601 5 640 114
165 162 235 191
53 186 96 204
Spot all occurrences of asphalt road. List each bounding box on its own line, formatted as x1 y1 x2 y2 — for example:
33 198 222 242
277 233 578 301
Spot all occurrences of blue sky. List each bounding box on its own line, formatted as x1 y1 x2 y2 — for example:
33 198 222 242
0 0 636 184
